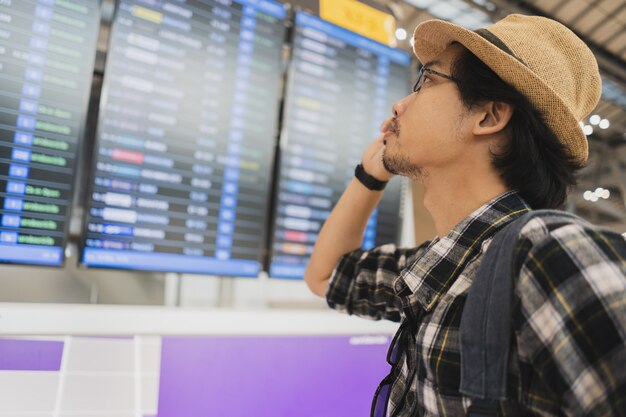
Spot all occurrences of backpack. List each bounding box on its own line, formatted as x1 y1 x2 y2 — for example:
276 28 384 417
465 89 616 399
460 209 582 416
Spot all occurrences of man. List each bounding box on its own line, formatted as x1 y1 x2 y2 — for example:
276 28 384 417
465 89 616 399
304 14 626 416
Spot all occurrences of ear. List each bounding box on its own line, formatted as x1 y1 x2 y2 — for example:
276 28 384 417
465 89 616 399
472 101 514 137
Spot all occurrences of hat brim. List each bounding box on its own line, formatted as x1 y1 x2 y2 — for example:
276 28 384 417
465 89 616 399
412 19 588 164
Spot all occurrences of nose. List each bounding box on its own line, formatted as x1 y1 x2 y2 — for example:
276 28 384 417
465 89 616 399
391 94 410 118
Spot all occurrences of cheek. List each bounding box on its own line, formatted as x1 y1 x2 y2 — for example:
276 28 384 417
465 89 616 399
400 97 468 160
405 93 451 129
402 105 454 145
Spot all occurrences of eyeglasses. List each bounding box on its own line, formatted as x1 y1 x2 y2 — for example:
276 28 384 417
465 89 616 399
412 66 459 93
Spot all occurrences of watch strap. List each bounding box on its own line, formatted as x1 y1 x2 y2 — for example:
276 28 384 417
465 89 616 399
355 164 388 191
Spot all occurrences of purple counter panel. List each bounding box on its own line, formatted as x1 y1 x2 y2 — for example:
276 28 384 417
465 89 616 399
0 338 63 371
156 335 391 417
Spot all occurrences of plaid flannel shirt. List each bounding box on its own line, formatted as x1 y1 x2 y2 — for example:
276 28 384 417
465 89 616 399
326 191 626 416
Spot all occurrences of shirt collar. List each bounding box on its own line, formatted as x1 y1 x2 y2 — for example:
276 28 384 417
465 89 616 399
397 190 531 311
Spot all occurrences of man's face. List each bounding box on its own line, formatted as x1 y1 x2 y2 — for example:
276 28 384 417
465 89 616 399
382 43 475 180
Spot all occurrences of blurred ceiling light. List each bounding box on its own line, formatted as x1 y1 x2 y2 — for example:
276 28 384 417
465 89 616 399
599 119 610 129
395 28 407 40
585 188 610 202
589 114 601 125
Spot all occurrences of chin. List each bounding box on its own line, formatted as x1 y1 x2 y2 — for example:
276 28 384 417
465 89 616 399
381 155 399 176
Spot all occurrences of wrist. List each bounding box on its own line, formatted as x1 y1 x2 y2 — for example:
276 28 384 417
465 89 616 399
354 164 388 191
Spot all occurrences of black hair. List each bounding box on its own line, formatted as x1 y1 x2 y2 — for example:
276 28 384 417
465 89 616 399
449 44 583 209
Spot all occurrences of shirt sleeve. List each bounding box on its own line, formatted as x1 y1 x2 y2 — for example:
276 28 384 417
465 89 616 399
325 242 428 322
514 223 626 416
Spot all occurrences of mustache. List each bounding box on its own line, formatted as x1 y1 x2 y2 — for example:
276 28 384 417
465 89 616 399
392 117 399 134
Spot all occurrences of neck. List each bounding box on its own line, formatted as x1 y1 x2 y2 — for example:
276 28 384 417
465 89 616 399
421 165 509 238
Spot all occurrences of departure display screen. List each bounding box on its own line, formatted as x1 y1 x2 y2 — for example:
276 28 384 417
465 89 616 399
269 12 411 279
81 0 287 275
0 0 99 266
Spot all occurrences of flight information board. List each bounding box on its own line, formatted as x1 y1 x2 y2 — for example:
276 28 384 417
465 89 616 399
269 12 410 279
80 0 287 276
0 0 99 266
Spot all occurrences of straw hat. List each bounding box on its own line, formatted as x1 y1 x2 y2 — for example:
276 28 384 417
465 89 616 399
411 14 602 164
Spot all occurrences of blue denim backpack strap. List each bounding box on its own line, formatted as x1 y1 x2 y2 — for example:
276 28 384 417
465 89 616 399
459 209 579 416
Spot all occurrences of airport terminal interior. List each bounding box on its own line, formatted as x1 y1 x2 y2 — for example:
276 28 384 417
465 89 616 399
0 0 624 415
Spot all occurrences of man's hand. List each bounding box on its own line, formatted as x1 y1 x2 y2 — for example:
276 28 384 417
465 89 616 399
361 118 396 182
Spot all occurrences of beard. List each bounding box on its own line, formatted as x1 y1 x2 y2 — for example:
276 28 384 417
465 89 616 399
382 145 427 182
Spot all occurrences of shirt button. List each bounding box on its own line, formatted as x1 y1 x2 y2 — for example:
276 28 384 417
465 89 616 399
424 290 433 304
406 391 415 405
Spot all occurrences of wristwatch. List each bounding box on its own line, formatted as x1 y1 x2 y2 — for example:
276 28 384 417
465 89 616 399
354 164 388 191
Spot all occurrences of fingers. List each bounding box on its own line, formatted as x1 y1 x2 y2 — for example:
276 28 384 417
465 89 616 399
360 134 394 182
379 117 393 134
